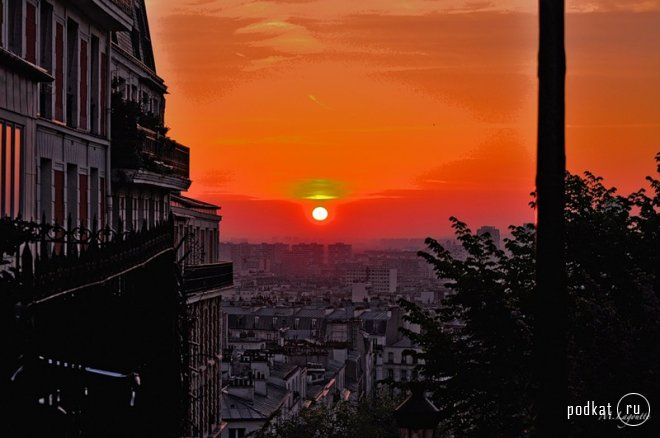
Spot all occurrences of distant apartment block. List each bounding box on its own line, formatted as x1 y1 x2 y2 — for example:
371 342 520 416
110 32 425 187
477 225 501 249
327 242 352 265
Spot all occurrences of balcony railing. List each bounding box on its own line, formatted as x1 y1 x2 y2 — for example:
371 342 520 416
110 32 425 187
183 262 233 293
139 127 190 179
108 0 133 15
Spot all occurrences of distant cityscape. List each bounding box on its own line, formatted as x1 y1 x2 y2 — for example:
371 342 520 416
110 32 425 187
218 231 501 303
1 0 512 436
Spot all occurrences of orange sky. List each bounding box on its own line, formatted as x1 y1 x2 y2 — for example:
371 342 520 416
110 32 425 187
144 0 660 243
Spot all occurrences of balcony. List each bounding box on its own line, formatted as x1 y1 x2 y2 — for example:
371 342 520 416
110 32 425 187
111 93 191 191
112 129 191 191
108 0 133 14
138 127 190 180
183 262 234 294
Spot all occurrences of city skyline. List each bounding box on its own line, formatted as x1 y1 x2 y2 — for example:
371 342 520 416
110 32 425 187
145 0 659 241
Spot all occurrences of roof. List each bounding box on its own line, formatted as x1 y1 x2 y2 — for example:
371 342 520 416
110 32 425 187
270 362 299 380
255 307 296 317
359 311 389 321
221 384 288 421
113 0 156 70
253 384 288 417
221 394 264 420
171 194 220 210
295 308 325 318
327 308 352 320
223 307 255 316
391 337 414 348
283 329 313 339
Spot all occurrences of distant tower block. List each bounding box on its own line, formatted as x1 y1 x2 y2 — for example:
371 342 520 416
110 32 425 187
477 226 501 249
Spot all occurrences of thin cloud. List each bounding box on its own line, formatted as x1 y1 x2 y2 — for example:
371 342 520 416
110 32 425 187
308 94 332 110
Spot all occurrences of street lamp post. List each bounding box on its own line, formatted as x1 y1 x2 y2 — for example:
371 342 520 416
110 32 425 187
536 0 566 436
393 384 441 438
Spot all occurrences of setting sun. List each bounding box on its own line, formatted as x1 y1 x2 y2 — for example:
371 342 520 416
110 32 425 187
312 206 329 222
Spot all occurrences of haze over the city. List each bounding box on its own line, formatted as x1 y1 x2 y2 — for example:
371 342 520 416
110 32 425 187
145 0 660 241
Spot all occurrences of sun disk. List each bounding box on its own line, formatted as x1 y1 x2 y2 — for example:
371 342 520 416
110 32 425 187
312 206 329 221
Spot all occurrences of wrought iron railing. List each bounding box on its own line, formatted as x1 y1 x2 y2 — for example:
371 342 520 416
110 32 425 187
2 215 174 301
139 127 190 179
108 0 133 15
2 212 189 437
183 262 233 293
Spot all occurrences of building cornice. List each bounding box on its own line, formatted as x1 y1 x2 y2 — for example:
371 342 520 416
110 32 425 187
0 48 54 83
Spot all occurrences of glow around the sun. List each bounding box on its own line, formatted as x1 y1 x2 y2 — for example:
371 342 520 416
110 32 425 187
312 206 329 222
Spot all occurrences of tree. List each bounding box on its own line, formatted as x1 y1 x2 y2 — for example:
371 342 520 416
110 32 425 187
256 390 401 438
400 157 660 437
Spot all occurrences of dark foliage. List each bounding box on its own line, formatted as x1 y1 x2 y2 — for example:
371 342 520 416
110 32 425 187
255 390 402 438
400 154 660 437
110 78 175 174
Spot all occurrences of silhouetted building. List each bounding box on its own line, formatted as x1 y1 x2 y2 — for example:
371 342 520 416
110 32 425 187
327 242 352 265
110 0 190 232
2 2 232 437
477 225 501 249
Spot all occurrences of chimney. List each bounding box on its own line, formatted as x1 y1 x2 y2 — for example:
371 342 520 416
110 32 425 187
227 376 254 401
254 371 268 396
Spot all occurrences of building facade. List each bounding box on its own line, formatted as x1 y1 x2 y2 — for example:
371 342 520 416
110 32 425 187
175 194 233 438
109 0 190 232
1 0 132 229
2 2 234 437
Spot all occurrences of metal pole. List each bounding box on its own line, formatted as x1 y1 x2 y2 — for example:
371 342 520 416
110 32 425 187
535 0 566 436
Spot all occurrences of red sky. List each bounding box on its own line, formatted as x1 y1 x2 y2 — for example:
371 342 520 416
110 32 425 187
144 0 660 243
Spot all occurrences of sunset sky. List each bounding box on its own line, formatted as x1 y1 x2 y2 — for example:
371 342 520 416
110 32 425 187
144 0 660 243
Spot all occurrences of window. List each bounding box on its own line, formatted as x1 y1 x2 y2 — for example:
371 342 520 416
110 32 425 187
1 121 22 218
90 36 100 133
99 176 105 228
53 169 64 225
311 319 317 329
130 197 139 230
39 2 53 118
66 164 78 225
7 0 23 55
118 195 126 225
229 428 246 438
154 195 161 223
89 168 98 225
66 18 79 128
200 228 206 262
39 158 52 221
79 38 88 130
100 52 108 135
0 0 3 47
39 2 53 70
53 168 64 253
387 369 394 380
387 352 394 364
54 21 64 121
79 173 88 227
